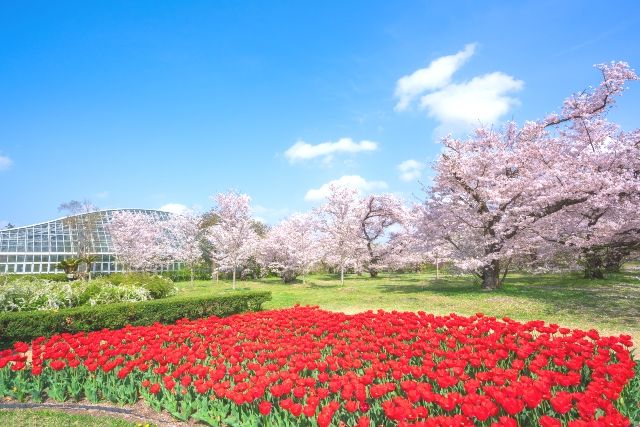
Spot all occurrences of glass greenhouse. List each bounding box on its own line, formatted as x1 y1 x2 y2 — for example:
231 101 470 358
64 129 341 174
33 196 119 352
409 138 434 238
0 209 178 275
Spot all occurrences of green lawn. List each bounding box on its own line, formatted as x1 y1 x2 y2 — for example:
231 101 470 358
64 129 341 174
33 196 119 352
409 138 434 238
0 409 150 427
177 271 640 348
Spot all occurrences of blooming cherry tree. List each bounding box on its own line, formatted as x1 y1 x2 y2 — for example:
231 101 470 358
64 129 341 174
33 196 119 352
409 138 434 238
314 185 365 285
163 214 204 282
108 211 168 271
259 213 321 283
206 191 259 289
419 62 638 289
359 194 406 277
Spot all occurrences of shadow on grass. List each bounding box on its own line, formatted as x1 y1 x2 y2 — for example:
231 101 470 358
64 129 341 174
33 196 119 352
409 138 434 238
378 272 640 328
306 283 341 290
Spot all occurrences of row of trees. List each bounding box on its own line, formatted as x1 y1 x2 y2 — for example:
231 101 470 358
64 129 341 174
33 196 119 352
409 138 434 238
108 62 639 290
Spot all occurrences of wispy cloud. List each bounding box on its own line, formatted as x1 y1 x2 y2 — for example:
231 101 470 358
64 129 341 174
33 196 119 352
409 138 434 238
304 175 388 201
395 43 477 112
0 153 13 171
397 159 425 182
395 44 523 132
285 138 378 164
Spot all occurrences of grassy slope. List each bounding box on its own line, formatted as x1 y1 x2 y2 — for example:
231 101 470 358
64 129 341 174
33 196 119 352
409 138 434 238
177 271 640 349
0 409 150 427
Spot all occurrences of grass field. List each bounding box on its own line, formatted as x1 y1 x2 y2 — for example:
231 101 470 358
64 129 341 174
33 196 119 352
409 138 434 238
177 270 640 349
0 409 149 426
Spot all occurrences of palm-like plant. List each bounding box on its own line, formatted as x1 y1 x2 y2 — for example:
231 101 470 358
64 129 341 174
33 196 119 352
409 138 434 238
56 258 82 280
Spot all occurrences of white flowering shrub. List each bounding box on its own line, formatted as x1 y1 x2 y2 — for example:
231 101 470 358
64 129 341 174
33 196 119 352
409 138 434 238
0 275 160 312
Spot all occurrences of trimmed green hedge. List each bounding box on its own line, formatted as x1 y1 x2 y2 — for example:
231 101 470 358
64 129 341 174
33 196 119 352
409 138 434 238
0 291 271 348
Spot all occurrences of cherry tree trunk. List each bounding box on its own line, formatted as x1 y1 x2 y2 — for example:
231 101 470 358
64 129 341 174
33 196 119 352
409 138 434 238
582 250 605 279
481 260 501 290
368 267 379 278
232 268 236 290
340 265 345 285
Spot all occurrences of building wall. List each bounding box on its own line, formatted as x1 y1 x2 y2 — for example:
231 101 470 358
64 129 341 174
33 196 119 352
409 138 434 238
0 209 179 274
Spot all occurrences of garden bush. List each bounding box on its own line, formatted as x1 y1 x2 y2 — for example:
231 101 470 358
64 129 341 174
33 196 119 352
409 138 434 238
100 273 176 298
160 268 212 282
0 273 67 283
0 277 156 312
0 291 271 348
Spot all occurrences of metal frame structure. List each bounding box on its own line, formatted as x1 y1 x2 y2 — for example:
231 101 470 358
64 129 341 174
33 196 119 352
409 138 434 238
0 209 179 274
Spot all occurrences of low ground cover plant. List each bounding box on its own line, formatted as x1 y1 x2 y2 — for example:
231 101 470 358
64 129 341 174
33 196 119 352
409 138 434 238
0 306 636 426
0 274 176 312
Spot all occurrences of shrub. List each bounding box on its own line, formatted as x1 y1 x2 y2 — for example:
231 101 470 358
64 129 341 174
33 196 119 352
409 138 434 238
0 277 157 312
160 268 212 282
0 273 67 282
0 278 78 312
0 291 271 348
100 273 176 298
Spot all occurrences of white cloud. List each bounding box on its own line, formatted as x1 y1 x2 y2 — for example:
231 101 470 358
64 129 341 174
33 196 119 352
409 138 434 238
304 175 388 201
394 43 523 131
285 138 378 163
420 72 523 129
159 203 193 215
0 153 12 171
397 159 425 182
394 43 476 112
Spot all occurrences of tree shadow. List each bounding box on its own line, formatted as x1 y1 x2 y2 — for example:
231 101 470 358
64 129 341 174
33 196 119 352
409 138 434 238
306 283 341 290
378 272 640 329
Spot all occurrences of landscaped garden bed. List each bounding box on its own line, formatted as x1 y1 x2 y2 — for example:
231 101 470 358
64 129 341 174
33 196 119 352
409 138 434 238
0 306 637 426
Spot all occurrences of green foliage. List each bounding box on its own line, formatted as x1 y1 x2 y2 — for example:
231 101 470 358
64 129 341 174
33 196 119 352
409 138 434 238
0 291 271 348
0 273 67 282
617 356 640 424
56 258 82 275
100 273 176 299
159 268 212 282
0 277 156 312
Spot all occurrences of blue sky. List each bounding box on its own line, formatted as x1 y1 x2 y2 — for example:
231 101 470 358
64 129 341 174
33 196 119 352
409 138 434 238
1 0 639 227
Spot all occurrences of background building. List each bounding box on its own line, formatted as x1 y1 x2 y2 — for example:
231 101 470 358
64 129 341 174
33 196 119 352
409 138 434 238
0 209 177 275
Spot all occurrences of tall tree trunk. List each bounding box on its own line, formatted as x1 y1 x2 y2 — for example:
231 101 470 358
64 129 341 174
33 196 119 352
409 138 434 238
435 255 439 280
481 259 501 290
583 250 605 279
190 267 194 284
232 268 236 290
340 265 344 285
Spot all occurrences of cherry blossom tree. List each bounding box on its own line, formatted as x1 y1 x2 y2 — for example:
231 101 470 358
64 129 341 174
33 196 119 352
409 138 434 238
314 185 365 285
259 213 321 283
206 191 259 289
420 62 638 289
163 214 204 283
359 194 406 277
108 211 168 271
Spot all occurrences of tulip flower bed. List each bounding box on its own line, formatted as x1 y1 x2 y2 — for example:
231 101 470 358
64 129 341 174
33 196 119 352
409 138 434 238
0 306 636 426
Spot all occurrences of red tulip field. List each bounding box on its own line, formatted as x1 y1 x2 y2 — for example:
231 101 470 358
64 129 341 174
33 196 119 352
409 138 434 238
0 306 637 426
